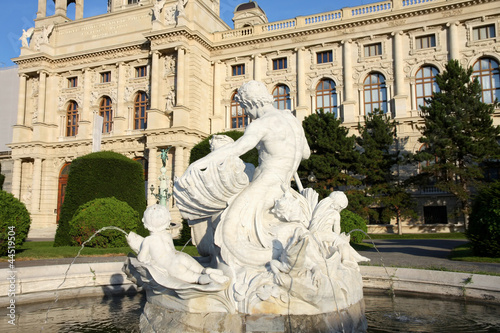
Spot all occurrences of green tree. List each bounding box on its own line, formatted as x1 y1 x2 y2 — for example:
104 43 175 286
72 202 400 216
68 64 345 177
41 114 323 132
54 151 147 246
299 110 360 199
355 109 415 226
412 59 500 227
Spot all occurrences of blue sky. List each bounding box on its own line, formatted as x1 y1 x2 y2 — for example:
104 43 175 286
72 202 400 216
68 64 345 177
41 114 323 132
0 0 379 67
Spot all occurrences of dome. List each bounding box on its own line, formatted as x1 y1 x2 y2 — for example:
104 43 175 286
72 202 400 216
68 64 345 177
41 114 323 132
235 1 260 12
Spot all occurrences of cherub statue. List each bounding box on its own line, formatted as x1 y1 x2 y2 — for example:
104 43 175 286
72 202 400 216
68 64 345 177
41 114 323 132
19 28 35 48
127 204 228 285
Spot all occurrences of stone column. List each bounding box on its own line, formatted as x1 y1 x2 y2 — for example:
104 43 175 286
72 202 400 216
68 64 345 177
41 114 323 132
295 47 308 121
114 62 126 134
55 0 67 17
11 159 22 199
174 146 185 178
147 147 158 206
79 68 92 138
150 51 160 110
392 31 407 118
448 21 460 60
212 60 223 132
37 0 47 19
38 71 47 123
253 54 261 81
17 75 27 125
342 40 356 122
296 48 306 107
176 47 185 106
31 158 42 212
343 40 353 101
75 0 84 20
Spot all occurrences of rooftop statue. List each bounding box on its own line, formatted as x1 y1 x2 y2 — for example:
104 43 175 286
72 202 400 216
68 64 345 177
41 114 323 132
126 80 368 331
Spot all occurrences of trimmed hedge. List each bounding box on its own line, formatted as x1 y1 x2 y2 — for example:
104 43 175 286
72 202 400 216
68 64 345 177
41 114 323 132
340 210 367 244
54 151 147 246
69 197 139 248
467 181 500 257
0 191 31 256
189 130 258 166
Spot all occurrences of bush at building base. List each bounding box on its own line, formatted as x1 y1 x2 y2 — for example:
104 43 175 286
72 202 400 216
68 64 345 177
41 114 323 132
0 191 31 256
340 210 367 244
54 151 147 247
69 197 139 248
467 181 500 258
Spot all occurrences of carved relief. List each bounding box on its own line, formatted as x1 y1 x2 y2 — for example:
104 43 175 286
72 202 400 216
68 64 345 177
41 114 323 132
442 9 463 18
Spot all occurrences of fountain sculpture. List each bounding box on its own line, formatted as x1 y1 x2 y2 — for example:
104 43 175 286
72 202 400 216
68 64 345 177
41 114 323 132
124 81 369 332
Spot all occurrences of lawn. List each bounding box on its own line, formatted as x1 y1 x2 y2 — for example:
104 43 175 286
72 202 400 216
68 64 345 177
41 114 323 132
0 240 199 261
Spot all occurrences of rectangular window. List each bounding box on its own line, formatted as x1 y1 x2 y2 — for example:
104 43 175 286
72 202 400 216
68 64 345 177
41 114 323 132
272 57 287 70
473 24 496 40
67 77 78 88
364 43 382 57
416 34 436 49
100 71 111 83
423 206 448 224
232 64 245 76
317 51 333 64
128 0 139 4
135 66 147 78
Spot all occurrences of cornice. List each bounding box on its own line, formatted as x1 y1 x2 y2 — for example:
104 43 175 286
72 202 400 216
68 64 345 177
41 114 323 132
145 28 214 51
212 0 498 51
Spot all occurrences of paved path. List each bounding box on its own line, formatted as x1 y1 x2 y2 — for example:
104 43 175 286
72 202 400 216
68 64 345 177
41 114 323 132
2 239 500 274
357 239 500 274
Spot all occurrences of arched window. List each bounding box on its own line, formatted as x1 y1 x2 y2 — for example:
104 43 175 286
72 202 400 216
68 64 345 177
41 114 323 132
415 66 440 110
363 73 387 115
57 163 71 222
273 84 291 110
99 96 113 133
231 91 248 129
316 79 338 117
66 101 79 136
472 57 500 104
134 92 148 130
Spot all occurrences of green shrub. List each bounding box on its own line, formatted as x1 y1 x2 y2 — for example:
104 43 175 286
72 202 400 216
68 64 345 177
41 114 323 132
0 191 31 256
340 210 367 244
173 219 192 247
54 151 147 246
68 197 139 248
0 164 5 190
189 130 258 166
467 181 500 257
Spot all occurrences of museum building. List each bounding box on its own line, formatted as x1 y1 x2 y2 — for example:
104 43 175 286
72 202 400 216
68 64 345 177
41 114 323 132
8 0 500 237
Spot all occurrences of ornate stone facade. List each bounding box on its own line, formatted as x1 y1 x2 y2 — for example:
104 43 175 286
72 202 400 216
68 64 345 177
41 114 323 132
9 0 500 237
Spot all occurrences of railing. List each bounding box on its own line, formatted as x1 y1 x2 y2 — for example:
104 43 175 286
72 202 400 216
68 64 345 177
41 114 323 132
351 1 392 17
262 19 296 32
401 0 439 7
420 186 447 194
215 0 448 42
304 10 342 25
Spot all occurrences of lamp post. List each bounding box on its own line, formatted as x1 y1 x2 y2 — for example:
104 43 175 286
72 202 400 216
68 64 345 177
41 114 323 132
150 147 172 207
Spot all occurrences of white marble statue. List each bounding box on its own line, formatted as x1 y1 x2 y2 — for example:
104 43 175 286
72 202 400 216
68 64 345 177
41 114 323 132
152 0 166 21
19 28 34 48
126 81 368 331
171 80 368 316
126 204 229 288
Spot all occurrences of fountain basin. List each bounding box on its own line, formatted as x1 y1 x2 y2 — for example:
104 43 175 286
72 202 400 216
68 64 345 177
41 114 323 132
1 261 499 306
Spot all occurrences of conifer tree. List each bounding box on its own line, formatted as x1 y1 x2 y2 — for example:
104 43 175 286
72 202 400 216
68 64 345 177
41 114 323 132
299 109 360 199
413 59 500 227
355 109 414 224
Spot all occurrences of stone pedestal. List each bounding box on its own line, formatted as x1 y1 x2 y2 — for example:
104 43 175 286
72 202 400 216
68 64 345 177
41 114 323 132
140 299 367 333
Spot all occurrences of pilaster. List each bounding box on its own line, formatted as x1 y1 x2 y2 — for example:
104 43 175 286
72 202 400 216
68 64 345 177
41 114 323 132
11 159 22 199
31 158 42 213
393 31 407 118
